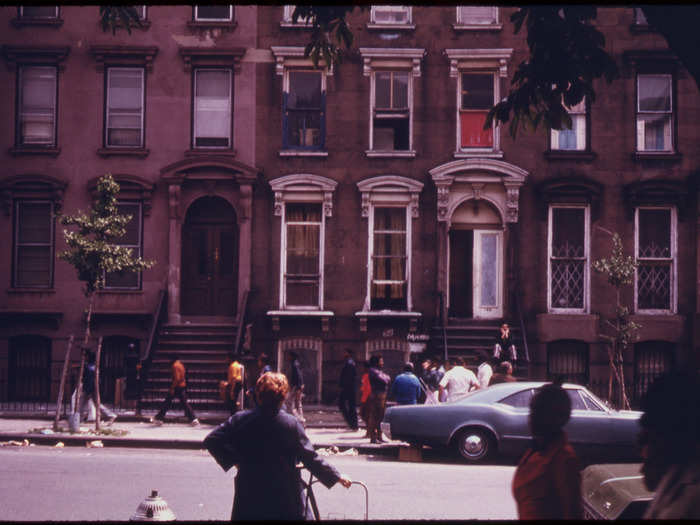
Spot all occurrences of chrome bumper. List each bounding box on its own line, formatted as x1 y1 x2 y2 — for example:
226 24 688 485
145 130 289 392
380 421 392 440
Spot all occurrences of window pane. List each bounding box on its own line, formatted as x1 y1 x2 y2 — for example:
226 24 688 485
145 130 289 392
17 246 51 286
287 203 321 222
286 281 318 306
638 75 671 112
499 389 533 408
637 115 671 151
460 111 492 148
18 202 51 243
634 7 647 25
462 74 493 109
289 72 322 109
109 69 142 109
375 72 391 108
20 67 56 145
105 264 140 288
373 5 408 24
638 209 670 258
552 208 585 258
116 204 141 246
107 69 143 147
480 233 498 307
196 5 231 20
373 118 409 150
393 73 409 108
459 6 496 24
566 389 587 410
195 70 231 147
638 263 671 310
287 111 322 147
21 6 58 17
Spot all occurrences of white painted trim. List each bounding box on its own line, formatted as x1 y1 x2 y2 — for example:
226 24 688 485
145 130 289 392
354 311 422 317
267 310 334 316
455 70 500 154
369 5 412 26
634 206 677 314
194 5 233 22
444 48 513 78
271 46 334 76
455 5 499 26
279 150 328 157
546 205 590 313
106 67 144 148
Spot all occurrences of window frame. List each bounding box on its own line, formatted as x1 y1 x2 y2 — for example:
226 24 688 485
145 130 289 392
281 5 311 26
104 201 144 290
458 71 499 154
280 202 326 310
369 69 413 153
634 206 677 314
282 68 326 151
455 6 499 27
19 6 59 19
13 199 55 289
192 67 233 150
547 204 590 313
635 73 674 153
105 66 145 149
370 5 412 26
550 97 588 152
16 65 58 148
194 5 233 22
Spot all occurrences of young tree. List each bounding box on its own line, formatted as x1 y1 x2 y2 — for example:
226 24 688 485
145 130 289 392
592 231 640 410
58 174 154 428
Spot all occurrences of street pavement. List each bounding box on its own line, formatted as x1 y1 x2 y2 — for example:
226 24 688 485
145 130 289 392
0 446 519 520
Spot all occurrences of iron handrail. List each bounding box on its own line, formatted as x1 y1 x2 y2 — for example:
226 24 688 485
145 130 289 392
142 289 167 363
233 289 250 356
439 291 448 362
137 289 166 415
515 287 530 363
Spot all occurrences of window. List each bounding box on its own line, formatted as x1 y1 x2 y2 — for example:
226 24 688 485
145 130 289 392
17 66 57 147
8 335 51 402
499 388 534 408
565 389 588 410
284 70 325 150
370 5 411 25
635 207 676 312
636 74 673 152
551 98 586 151
283 203 322 308
282 5 310 25
194 5 232 21
457 6 498 25
579 390 606 411
634 7 648 25
372 71 410 151
105 68 144 148
460 73 496 149
19 6 58 18
371 208 407 310
193 69 232 149
548 206 589 312
13 201 54 288
104 202 143 289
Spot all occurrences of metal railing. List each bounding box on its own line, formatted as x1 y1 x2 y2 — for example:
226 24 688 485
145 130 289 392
514 286 530 363
137 289 167 415
233 289 250 357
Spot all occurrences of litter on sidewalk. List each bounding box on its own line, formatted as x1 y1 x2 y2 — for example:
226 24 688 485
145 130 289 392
0 439 31 447
86 440 104 448
317 446 359 456
54 442 65 448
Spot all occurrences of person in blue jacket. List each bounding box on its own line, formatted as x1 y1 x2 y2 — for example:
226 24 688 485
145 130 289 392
390 362 421 405
204 372 352 521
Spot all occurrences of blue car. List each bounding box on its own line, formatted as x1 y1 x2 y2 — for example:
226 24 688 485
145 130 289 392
381 381 642 462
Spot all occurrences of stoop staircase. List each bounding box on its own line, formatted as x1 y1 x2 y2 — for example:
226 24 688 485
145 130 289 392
140 319 237 412
430 318 523 369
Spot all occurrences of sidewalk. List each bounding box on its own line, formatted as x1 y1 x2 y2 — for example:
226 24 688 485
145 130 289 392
0 410 406 456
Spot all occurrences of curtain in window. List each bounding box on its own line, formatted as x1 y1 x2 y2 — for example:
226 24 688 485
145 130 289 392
16 201 52 287
20 67 56 145
195 70 231 147
372 208 406 301
107 68 143 147
286 204 321 306
458 6 496 24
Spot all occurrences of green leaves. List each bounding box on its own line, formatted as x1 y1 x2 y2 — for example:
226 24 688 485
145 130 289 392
592 233 637 288
99 6 144 35
58 174 155 296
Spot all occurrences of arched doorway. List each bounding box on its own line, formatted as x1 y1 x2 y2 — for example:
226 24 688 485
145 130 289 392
448 198 503 319
181 196 238 316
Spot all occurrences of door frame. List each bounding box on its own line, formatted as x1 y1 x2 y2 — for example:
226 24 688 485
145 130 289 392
473 229 504 319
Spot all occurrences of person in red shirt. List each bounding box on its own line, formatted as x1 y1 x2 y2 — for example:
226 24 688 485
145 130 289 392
151 359 199 426
359 361 372 438
512 379 582 520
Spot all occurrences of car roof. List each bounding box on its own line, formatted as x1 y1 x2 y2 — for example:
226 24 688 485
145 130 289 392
453 381 585 405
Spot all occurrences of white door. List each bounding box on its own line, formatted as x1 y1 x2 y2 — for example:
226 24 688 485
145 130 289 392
473 230 503 319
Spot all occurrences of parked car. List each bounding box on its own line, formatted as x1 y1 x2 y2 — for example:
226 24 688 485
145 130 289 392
380 381 642 462
582 463 653 520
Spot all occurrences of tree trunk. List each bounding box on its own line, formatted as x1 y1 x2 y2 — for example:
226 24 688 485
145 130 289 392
53 335 74 431
95 336 103 431
73 295 95 426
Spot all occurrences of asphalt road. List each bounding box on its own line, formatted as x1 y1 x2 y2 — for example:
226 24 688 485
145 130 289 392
0 446 518 520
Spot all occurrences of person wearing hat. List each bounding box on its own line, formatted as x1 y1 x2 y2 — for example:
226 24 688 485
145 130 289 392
390 362 421 405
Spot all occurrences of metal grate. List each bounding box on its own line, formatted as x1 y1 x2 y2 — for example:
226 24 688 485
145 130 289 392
637 263 670 310
633 341 674 405
551 260 584 309
8 335 51 402
547 340 589 385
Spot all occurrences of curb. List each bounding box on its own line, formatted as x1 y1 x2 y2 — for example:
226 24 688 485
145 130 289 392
0 433 400 456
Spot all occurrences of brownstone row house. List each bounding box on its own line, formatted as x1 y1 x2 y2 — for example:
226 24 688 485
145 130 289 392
1 5 699 409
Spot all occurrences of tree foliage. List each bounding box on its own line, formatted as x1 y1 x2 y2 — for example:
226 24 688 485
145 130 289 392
59 174 154 297
99 5 143 35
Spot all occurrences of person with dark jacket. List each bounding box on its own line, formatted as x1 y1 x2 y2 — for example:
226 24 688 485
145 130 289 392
285 351 305 423
204 372 352 520
80 350 117 425
338 349 358 430
493 323 517 365
367 354 391 443
391 362 421 405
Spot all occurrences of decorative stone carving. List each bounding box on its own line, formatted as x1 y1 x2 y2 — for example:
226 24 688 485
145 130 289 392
271 46 334 76
359 47 426 77
270 173 338 217
274 191 283 216
89 45 158 72
505 187 520 223
178 47 245 73
410 193 419 218
361 192 370 218
357 175 424 220
2 45 70 71
0 174 67 216
323 192 333 218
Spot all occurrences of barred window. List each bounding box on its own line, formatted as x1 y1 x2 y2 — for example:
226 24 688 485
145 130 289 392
635 207 675 311
548 206 588 312
547 340 589 386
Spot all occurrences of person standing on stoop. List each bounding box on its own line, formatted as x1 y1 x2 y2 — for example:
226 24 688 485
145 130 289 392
151 358 199 426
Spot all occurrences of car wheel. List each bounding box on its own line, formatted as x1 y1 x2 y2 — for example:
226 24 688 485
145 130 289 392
455 428 494 462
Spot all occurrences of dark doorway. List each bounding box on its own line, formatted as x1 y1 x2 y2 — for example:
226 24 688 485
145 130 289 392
8 335 51 401
100 336 139 403
181 196 238 316
449 229 473 317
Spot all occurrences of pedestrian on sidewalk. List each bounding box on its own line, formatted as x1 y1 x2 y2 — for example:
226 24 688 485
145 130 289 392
390 362 421 405
359 361 372 438
477 360 494 389
493 323 517 365
638 371 700 519
79 349 117 425
367 354 391 443
338 348 359 430
247 353 272 407
151 358 199 426
491 361 516 384
438 356 480 403
225 358 244 415
285 351 305 423
512 379 582 520
204 372 353 521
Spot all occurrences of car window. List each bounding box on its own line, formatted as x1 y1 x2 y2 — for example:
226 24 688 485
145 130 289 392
565 389 587 410
499 388 534 408
580 390 605 412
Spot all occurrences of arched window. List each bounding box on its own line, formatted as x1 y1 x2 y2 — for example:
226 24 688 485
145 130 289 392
8 335 51 401
633 341 674 404
547 340 589 386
